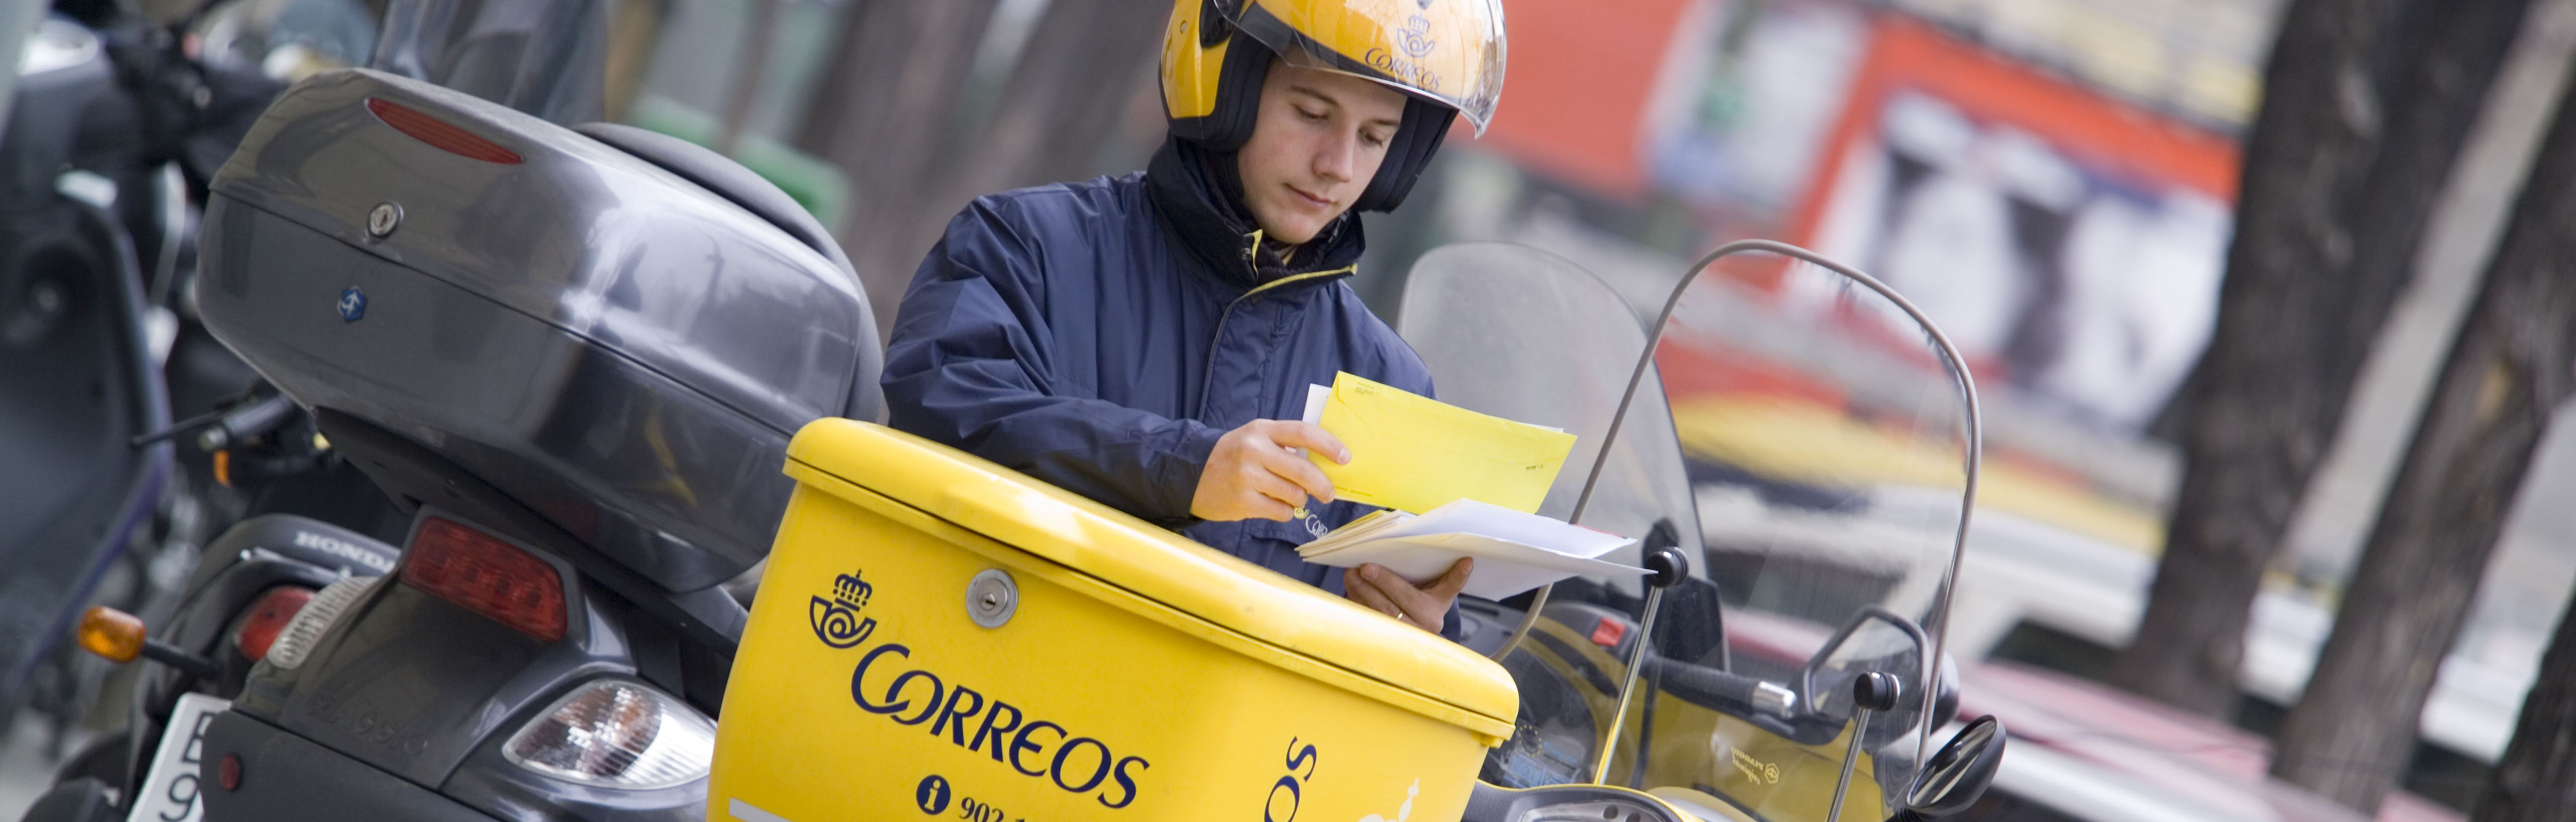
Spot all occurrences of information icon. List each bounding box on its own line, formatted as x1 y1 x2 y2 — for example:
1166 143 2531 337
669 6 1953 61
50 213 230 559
916 775 952 815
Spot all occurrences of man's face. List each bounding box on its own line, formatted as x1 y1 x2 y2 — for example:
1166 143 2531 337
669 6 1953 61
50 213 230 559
1235 59 1408 245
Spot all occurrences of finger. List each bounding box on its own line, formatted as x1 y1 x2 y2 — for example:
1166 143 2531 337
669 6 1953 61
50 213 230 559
1342 568 1407 619
1258 447 1337 503
1422 558 1475 600
1264 421 1351 464
1408 609 1442 633
1247 494 1296 522
1368 565 1445 632
1345 576 1404 620
1250 471 1310 511
1365 563 1445 621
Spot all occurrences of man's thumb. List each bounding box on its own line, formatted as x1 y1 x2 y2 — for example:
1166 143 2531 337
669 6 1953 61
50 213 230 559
1430 557 1475 597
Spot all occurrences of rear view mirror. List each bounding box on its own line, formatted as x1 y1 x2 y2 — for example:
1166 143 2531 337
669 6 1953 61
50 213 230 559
1890 715 2004 820
1802 606 1928 720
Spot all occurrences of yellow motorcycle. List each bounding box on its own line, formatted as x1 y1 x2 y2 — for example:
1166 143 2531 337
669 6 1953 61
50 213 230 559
710 240 2003 822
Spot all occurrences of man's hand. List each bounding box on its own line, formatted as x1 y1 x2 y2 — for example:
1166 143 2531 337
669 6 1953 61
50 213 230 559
1191 420 1349 522
1344 559 1472 633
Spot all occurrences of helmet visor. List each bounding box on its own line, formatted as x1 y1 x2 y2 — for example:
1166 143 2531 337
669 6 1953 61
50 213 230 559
1225 0 1506 134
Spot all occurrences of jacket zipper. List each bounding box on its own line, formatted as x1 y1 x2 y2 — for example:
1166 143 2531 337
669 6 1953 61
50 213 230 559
1192 229 1356 418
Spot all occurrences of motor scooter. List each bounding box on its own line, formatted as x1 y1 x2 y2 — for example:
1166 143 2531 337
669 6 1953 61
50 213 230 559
13 1 722 817
4 8 453 816
699 240 2003 821
23 59 881 822
0 3 289 744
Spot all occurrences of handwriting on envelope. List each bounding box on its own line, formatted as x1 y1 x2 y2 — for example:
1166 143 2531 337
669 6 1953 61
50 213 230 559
1307 372 1576 514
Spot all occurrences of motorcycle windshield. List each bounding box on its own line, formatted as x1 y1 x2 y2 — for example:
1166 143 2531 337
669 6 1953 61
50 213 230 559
1396 243 1974 822
365 0 611 125
1395 243 1704 571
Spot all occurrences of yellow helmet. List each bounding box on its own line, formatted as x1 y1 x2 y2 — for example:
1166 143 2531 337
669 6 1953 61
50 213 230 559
1160 0 1506 212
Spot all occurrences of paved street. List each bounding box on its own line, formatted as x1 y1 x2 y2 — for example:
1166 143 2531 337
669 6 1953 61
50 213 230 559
1 714 66 820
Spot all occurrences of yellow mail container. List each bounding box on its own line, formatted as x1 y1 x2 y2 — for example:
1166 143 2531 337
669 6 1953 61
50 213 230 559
709 420 1519 822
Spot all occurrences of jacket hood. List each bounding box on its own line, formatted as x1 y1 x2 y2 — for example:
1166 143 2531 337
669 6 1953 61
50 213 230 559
1146 136 1365 289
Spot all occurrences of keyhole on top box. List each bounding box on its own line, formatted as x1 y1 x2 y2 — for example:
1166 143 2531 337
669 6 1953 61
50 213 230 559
966 569 1017 628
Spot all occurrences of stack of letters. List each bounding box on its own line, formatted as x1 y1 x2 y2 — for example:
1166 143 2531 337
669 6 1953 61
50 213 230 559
1296 372 1647 599
1296 498 1641 599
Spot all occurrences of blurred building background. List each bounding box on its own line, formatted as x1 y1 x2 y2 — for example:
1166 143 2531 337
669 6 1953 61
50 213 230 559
632 0 2576 809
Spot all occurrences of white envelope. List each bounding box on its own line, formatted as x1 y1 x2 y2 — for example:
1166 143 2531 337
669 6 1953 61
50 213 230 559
1304 531 1645 600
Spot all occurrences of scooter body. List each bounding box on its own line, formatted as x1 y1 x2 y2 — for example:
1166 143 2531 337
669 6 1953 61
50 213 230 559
153 66 876 820
2 0 337 728
0 13 175 718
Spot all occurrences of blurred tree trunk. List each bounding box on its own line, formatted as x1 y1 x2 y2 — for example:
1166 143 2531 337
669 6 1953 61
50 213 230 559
796 0 1166 341
945 0 1167 200
2106 0 2532 718
2474 594 2576 821
2270 69 2576 811
797 0 1002 338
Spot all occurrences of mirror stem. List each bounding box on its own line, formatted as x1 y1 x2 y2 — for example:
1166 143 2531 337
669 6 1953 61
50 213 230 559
1827 704 1874 822
1591 582 1666 786
1590 546 1691 785
1829 672 1902 822
1488 583 1551 663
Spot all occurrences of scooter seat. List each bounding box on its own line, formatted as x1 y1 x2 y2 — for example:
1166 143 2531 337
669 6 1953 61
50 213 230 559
572 122 853 276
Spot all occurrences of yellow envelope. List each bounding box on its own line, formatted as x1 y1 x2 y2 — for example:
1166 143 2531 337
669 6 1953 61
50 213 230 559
1308 372 1577 514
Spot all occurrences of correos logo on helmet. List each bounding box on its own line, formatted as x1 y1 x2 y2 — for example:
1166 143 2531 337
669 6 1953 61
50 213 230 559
1397 15 1437 59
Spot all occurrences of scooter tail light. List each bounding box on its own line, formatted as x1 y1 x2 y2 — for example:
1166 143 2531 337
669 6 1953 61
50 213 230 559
402 518 569 643
232 586 317 661
504 680 714 790
265 576 380 670
365 98 523 165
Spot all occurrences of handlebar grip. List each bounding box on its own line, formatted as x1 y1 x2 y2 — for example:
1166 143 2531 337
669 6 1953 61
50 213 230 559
201 393 298 449
1642 657 1789 712
1646 658 1750 699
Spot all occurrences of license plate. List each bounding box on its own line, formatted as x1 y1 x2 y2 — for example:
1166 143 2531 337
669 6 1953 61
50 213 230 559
128 693 230 822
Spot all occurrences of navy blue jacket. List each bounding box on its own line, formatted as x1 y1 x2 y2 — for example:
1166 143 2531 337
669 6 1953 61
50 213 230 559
882 140 1433 598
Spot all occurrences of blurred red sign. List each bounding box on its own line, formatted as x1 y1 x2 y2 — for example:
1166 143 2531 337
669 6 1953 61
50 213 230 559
1471 0 1699 198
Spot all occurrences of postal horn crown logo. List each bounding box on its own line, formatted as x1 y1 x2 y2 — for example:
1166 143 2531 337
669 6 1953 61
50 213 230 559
810 570 878 649
1396 15 1436 59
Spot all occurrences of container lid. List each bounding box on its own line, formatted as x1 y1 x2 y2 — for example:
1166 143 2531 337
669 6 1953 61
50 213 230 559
784 419 1519 728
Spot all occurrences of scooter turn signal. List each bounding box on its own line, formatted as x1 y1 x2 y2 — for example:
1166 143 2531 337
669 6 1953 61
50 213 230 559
76 606 144 663
76 606 222 680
